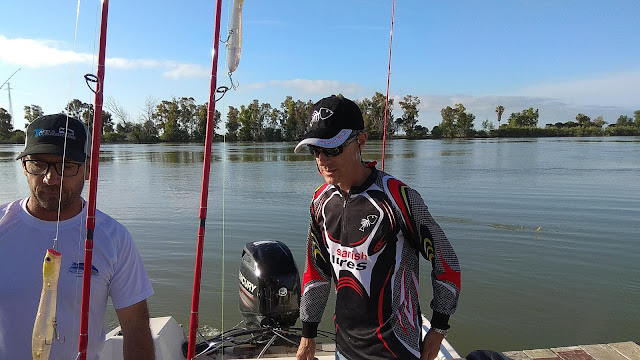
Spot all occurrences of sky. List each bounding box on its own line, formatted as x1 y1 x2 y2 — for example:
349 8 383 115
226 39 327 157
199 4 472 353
1 0 639 133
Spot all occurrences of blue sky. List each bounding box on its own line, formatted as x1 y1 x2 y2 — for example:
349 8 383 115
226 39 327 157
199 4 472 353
1 0 638 132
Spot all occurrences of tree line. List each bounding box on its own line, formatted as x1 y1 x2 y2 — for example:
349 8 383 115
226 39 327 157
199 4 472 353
1 93 639 144
432 104 640 138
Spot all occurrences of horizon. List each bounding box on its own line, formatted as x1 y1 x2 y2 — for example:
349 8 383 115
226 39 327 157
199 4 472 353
1 1 639 133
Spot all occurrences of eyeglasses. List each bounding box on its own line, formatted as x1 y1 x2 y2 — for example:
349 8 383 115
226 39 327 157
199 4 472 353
22 159 84 177
308 132 360 158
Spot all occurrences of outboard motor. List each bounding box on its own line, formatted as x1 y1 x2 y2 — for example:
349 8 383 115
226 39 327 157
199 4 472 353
238 240 301 328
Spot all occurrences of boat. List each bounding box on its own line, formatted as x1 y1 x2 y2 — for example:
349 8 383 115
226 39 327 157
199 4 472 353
100 240 461 360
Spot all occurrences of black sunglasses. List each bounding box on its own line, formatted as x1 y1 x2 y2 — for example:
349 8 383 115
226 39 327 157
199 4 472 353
308 133 360 158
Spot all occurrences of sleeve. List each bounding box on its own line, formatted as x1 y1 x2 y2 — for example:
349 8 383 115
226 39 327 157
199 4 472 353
406 187 461 330
109 227 154 309
299 201 332 338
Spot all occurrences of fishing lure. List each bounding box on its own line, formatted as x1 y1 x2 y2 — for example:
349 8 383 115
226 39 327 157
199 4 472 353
32 249 62 360
226 0 244 73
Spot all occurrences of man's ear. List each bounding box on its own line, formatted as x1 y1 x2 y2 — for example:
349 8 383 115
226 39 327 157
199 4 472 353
358 132 368 146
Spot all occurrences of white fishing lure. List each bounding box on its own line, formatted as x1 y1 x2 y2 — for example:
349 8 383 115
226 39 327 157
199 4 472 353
226 0 244 73
32 249 62 360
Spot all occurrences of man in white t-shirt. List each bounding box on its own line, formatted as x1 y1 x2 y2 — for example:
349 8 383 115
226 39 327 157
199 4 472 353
0 114 155 359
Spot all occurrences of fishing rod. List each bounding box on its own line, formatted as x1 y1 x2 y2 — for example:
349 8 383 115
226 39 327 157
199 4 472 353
186 0 244 357
186 0 225 358
77 0 110 358
381 0 395 171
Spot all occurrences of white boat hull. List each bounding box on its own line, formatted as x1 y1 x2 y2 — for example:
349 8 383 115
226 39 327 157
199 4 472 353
100 315 460 359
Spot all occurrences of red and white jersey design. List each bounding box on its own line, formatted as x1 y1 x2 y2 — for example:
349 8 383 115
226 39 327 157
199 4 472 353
300 168 461 360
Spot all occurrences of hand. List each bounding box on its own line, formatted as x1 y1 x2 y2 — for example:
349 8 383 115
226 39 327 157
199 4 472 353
296 337 317 360
421 330 445 360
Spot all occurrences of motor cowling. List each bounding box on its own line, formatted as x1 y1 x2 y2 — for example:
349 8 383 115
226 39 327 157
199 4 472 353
238 240 301 328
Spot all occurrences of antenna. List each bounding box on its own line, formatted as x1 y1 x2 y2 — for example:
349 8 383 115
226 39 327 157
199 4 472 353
1 68 21 125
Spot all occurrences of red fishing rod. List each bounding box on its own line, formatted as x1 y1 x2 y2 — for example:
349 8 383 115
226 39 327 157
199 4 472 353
186 0 224 358
77 0 110 359
381 0 395 171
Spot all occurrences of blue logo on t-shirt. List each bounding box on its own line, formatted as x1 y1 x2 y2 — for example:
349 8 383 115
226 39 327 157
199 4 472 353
68 262 99 276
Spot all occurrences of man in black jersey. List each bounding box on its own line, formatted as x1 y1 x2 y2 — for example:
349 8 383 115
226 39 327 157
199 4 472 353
294 95 461 360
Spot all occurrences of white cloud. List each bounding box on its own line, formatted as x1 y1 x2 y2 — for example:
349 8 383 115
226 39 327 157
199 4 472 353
0 36 92 67
516 71 640 108
244 79 364 95
162 63 209 79
0 35 205 79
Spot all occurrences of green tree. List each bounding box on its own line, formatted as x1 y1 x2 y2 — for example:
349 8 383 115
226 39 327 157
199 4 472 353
64 99 92 126
155 98 189 142
593 116 606 129
177 97 198 139
439 106 457 138
456 103 475 137
575 113 591 126
438 103 475 138
634 110 640 127
481 119 495 131
0 108 13 139
398 95 420 137
616 115 632 126
358 92 393 140
508 108 539 127
495 105 505 127
24 105 44 127
102 111 114 134
280 96 298 141
226 106 240 140
192 104 208 141
237 105 253 141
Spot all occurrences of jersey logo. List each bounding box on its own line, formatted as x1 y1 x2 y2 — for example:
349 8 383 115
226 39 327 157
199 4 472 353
67 262 99 276
359 214 378 232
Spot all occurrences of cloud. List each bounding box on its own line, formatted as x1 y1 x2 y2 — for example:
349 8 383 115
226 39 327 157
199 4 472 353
0 36 92 67
516 71 640 108
0 35 206 79
402 70 640 129
244 79 364 95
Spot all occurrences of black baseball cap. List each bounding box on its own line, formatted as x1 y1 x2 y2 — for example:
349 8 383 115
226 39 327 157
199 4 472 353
17 114 90 162
294 95 364 153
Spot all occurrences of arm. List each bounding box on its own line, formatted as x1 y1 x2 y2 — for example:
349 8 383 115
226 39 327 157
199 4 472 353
296 337 317 360
298 199 332 360
421 330 445 360
407 187 461 331
116 300 155 360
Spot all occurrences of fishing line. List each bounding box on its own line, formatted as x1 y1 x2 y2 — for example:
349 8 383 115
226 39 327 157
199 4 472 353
32 2 86 358
52 0 85 251
381 0 395 171
217 0 233 350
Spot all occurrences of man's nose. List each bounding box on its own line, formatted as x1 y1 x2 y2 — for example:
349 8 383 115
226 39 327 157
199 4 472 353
43 165 62 184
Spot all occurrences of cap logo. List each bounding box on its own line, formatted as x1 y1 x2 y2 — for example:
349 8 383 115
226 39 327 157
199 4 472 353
310 107 334 127
33 127 76 140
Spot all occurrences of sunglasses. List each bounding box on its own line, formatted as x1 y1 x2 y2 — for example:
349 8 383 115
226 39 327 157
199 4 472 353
308 133 360 158
22 159 84 177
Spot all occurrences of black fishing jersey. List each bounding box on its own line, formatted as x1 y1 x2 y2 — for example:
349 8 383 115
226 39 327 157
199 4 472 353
299 167 461 360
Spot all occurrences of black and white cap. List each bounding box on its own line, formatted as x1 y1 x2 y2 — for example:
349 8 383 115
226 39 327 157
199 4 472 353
294 95 364 153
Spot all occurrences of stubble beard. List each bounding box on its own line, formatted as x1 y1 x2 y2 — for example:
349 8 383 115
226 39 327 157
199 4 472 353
32 181 84 213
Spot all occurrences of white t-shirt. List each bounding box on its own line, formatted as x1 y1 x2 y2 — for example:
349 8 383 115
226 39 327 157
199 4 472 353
0 199 154 360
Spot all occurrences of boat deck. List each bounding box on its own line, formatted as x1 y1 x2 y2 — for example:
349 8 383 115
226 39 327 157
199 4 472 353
457 341 640 360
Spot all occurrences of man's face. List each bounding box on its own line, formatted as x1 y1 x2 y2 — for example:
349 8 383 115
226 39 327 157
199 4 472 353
22 154 87 219
312 134 362 187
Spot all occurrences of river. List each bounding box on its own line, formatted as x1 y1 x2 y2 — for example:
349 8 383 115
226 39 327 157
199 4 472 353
1 137 639 355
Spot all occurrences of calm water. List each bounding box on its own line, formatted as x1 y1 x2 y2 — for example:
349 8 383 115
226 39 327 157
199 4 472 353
1 137 639 355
